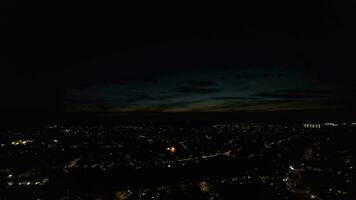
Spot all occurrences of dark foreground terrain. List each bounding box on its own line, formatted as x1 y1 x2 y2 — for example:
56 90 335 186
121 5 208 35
0 121 355 199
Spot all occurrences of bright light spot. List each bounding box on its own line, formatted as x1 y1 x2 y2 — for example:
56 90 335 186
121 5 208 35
167 146 176 153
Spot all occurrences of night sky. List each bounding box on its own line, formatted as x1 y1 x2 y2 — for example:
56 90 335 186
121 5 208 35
2 1 356 113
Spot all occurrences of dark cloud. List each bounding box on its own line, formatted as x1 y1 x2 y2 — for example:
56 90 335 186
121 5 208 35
152 101 198 111
212 96 259 100
173 80 220 95
252 92 327 99
183 80 217 87
252 89 356 100
262 99 296 103
234 73 280 80
107 76 158 85
280 89 356 97
174 86 220 94
217 76 226 80
126 93 178 103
